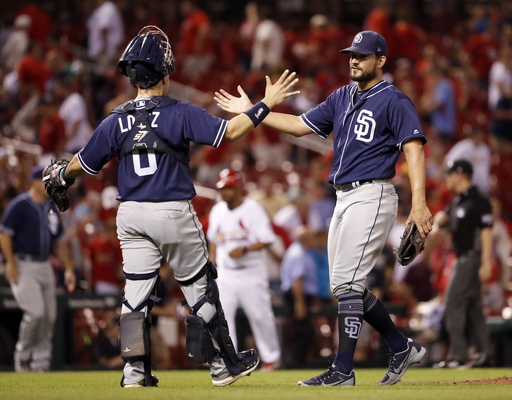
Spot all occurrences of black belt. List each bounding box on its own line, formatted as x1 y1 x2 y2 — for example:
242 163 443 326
16 253 48 262
334 179 373 192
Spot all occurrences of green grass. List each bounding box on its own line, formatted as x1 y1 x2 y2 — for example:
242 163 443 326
0 368 511 400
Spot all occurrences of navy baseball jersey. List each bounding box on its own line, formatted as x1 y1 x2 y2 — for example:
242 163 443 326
77 97 227 201
0 193 63 257
301 80 426 185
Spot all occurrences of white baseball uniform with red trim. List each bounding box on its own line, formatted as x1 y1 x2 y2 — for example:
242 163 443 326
207 198 281 364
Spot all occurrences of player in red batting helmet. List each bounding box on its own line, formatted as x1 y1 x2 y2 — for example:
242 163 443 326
216 169 244 189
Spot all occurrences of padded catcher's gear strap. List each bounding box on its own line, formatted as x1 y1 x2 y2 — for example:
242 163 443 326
112 97 189 164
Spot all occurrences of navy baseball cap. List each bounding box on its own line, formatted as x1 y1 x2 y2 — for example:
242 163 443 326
447 159 473 178
340 30 387 57
30 165 45 182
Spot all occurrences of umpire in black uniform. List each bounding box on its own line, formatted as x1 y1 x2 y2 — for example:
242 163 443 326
432 159 493 368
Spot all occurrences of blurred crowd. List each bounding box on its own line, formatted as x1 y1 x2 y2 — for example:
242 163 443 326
1 0 512 368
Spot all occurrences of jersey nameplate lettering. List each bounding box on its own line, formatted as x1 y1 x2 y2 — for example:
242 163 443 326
118 113 159 133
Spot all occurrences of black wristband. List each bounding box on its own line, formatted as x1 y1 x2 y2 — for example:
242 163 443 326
243 101 270 127
59 166 75 187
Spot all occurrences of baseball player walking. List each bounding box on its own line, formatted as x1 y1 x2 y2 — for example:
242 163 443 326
0 166 76 372
215 30 433 386
207 169 281 371
45 26 298 387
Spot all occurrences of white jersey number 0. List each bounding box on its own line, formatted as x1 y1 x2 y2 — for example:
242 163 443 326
354 109 376 143
133 151 158 176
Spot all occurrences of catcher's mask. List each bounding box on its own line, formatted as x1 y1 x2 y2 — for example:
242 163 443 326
118 25 175 89
216 169 244 189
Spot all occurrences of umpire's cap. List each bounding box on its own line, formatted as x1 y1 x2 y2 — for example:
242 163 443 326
216 169 244 189
340 30 387 57
447 159 473 178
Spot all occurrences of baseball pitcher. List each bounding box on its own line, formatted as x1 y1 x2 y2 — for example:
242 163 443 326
215 30 433 386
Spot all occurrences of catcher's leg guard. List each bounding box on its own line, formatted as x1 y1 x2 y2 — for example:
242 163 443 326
185 313 216 363
182 261 241 375
119 312 151 364
120 273 161 387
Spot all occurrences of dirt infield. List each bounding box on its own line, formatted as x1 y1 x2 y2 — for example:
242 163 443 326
447 376 512 385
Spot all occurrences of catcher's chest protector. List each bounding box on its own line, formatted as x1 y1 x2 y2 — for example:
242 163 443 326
111 97 189 164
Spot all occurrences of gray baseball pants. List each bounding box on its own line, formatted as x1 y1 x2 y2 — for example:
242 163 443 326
328 181 398 297
10 257 56 371
117 200 227 384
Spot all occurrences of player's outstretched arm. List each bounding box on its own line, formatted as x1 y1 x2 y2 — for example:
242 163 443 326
215 85 254 115
216 70 312 140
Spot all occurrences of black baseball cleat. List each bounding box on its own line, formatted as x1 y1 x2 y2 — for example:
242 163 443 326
297 363 355 386
124 374 159 388
380 338 426 385
211 349 260 387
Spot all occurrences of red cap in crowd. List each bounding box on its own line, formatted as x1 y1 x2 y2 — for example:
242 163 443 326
216 169 244 189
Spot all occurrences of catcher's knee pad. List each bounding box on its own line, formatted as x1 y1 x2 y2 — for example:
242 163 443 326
119 312 151 364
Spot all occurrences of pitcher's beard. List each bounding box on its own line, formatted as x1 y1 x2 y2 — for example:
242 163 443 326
350 69 378 82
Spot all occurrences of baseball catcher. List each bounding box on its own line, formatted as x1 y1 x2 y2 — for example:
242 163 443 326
42 160 75 212
395 221 426 266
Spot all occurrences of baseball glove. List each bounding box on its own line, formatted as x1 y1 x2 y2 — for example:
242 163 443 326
395 221 425 266
42 159 75 212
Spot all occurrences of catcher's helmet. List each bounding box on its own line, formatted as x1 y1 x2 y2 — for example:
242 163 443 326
216 169 244 189
118 25 175 89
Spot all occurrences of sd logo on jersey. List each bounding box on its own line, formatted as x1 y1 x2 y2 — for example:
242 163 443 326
354 109 376 143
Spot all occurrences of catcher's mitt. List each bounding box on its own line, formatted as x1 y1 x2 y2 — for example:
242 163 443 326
42 160 75 212
395 221 425 266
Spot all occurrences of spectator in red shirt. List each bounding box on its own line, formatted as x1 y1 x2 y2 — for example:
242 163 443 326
394 4 426 62
37 95 67 161
292 14 347 74
463 24 500 85
177 0 214 82
16 42 51 104
86 217 123 295
17 4 52 45
364 0 397 65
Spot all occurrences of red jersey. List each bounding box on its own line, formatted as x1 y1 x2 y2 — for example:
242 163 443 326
88 236 123 288
38 114 66 153
178 10 214 55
